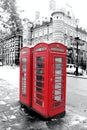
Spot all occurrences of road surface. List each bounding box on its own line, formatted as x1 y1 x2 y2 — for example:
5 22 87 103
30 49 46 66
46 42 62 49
0 66 87 130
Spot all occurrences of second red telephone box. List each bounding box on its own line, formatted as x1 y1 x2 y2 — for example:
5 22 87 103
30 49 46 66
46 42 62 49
32 42 67 118
20 47 33 107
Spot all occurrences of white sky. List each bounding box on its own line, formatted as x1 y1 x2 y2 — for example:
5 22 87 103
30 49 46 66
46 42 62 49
17 0 87 29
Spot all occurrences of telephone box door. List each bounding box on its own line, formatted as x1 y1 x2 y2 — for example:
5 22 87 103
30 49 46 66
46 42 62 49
20 53 31 107
32 53 49 117
48 54 66 117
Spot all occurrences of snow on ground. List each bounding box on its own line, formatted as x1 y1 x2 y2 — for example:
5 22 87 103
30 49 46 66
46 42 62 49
0 66 19 88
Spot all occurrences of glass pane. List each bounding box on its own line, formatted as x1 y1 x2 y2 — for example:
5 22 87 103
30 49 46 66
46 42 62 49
55 64 62 68
36 81 43 87
36 93 43 99
55 96 61 101
35 56 45 106
22 58 27 62
22 66 26 72
55 58 62 62
36 63 44 68
52 57 64 106
55 83 61 89
36 87 42 93
55 76 62 82
21 58 27 96
55 70 62 75
22 87 26 95
55 89 61 95
36 75 43 81
22 58 27 72
36 57 44 62
22 76 26 95
36 69 44 74
36 99 43 106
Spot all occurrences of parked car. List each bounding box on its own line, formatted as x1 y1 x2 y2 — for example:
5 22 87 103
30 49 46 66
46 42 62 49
0 62 3 66
67 64 83 75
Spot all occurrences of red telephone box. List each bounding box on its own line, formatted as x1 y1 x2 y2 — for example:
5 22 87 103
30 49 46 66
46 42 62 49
20 47 33 107
32 42 67 118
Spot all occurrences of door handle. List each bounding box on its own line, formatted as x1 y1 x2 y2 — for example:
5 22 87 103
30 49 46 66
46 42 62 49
50 78 53 82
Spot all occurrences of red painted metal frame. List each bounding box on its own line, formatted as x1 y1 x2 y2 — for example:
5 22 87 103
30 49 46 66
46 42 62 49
20 47 33 107
32 42 67 118
48 43 66 117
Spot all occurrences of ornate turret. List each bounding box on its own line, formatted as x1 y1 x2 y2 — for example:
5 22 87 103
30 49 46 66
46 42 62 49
51 9 65 43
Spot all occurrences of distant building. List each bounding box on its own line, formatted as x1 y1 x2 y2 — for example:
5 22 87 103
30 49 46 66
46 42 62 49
22 7 87 67
0 5 11 63
0 34 22 65
35 11 40 20
0 5 11 39
49 0 56 12
22 18 33 47
0 4 87 67
0 4 23 66
30 9 87 46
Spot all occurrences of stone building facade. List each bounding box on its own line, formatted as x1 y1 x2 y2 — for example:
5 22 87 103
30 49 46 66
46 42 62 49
0 7 87 67
30 10 87 47
0 34 22 65
22 9 87 67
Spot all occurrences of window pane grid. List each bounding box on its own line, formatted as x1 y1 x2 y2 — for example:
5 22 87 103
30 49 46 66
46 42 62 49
21 58 27 96
34 56 45 107
52 57 64 108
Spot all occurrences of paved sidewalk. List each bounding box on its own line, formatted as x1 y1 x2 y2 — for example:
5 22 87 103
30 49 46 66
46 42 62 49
67 73 87 79
0 77 87 129
0 66 87 130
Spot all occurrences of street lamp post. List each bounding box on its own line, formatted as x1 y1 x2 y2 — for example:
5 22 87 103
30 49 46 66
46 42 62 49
75 36 79 76
64 34 67 45
86 51 87 74
47 23 49 41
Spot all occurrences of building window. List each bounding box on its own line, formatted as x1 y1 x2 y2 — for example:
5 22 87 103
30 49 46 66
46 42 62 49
39 29 43 36
70 31 73 36
65 29 68 34
0 48 1 54
57 16 58 19
44 28 47 35
35 31 38 37
49 27 52 34
53 16 55 19
85 37 87 42
32 32 34 38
